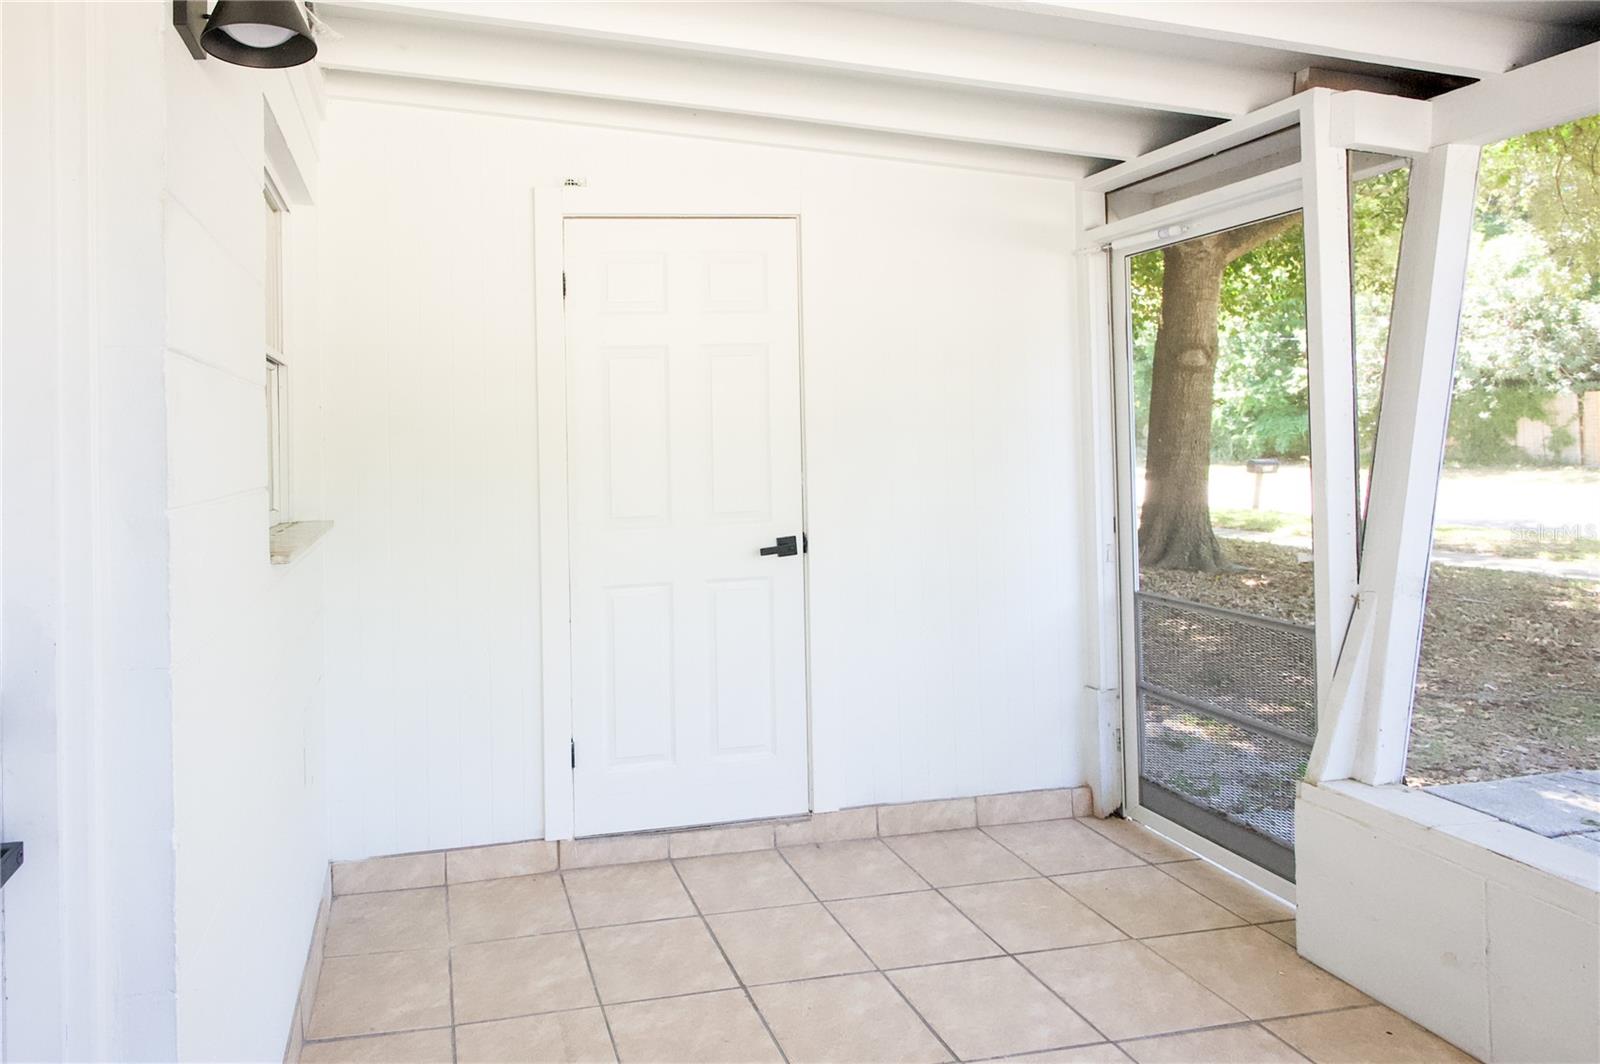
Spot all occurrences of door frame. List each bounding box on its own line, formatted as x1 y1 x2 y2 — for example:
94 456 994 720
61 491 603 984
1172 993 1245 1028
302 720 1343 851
532 188 810 840
1107 186 1309 903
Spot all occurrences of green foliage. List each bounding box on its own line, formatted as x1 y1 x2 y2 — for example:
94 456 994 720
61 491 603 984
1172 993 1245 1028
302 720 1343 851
1212 223 1309 460
1456 227 1600 393
1128 220 1311 462
1478 116 1600 284
1128 251 1162 460
1450 116 1600 465
1446 385 1563 465
1129 223 1311 463
1351 164 1410 463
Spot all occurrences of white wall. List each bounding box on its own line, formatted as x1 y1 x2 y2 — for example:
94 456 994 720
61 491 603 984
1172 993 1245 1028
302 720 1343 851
1298 782 1600 1063
318 84 1085 859
161 29 328 1064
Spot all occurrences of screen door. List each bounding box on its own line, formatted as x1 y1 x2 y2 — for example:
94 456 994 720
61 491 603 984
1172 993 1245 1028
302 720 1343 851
1112 207 1317 883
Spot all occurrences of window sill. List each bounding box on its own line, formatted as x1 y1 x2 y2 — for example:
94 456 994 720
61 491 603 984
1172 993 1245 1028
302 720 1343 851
270 520 333 566
1300 779 1600 895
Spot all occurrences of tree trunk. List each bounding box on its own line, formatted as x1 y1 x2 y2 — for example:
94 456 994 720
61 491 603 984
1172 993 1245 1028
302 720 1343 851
1139 239 1229 571
1138 215 1298 572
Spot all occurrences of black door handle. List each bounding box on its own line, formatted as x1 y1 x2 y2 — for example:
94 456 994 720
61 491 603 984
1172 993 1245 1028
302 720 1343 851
0 841 23 891
760 535 799 557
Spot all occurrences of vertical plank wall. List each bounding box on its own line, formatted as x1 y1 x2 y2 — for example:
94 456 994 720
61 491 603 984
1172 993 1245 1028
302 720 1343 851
161 32 329 1064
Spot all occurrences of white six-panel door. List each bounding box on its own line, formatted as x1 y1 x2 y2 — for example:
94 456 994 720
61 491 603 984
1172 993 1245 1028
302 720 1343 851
565 218 808 836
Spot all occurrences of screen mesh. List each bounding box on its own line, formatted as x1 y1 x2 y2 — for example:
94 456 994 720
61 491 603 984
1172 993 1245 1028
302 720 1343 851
1139 693 1306 850
1137 593 1315 741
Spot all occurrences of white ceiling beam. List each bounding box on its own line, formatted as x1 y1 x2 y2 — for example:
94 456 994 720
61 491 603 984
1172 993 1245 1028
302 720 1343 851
320 0 1286 119
1432 41 1600 147
325 71 1095 180
995 1 1592 78
318 15 1211 162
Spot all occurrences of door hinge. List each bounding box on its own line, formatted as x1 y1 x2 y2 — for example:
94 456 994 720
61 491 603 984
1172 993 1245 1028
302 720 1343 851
570 739 576 768
561 271 567 298
1114 727 1123 752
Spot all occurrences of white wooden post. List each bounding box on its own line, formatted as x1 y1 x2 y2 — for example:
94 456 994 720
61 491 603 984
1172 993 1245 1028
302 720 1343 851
1306 143 1481 784
1074 184 1124 816
1299 91 1360 715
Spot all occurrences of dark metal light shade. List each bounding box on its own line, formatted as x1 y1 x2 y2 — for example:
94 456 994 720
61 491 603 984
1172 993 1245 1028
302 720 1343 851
200 1 317 68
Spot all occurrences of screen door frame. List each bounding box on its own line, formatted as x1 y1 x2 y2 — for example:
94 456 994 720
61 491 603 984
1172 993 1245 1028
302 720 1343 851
1109 186 1310 902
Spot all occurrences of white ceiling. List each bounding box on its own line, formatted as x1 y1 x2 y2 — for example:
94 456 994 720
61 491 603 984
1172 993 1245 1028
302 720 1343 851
314 1 1600 171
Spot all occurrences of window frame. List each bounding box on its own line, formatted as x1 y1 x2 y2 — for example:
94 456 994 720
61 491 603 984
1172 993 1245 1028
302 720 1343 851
265 174 290 527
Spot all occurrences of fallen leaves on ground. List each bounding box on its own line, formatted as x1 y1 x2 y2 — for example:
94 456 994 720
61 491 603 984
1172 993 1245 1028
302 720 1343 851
1140 541 1599 785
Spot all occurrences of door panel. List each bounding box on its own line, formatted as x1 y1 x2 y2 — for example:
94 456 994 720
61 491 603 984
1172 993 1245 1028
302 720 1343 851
567 217 807 836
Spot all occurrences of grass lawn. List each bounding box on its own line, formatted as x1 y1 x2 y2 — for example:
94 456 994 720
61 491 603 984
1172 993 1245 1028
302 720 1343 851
1210 507 1600 564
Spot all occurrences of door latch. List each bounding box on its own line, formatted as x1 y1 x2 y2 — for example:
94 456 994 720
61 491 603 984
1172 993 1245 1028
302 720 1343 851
759 535 799 557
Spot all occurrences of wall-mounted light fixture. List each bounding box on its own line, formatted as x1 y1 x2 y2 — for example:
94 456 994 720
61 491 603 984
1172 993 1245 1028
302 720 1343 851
174 1 318 69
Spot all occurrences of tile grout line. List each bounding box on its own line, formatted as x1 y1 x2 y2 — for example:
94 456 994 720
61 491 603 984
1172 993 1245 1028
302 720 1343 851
442 878 459 1064
337 859 1280 964
556 870 623 1063
958 1016 1312 1064
959 1036 1122 1063
297 988 1363 1053
788 831 1319 1056
1139 923 1289 947
977 823 1157 897
1038 862 1268 943
312 826 1363 1061
297 996 1379 1053
665 857 793 1064
1255 1021 1318 1062
771 841 966 1063
1078 818 1209 866
1147 858 1296 925
1109 1005 1377 1055
973 831 1153 942
298 1025 455 1049
817 837 1119 1058
1136 928 1372 1032
904 856 1120 1050
974 823 1071 879
329 800 1093 895
927 852 1134 948
919 876 1116 1049
328 811 1095 898
328 867 1288 964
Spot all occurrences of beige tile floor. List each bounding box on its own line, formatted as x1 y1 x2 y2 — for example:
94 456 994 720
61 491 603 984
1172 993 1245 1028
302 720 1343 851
300 818 1476 1063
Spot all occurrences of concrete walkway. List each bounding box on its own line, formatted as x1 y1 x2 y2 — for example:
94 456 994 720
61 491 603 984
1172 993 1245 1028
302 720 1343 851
1430 770 1600 857
1216 528 1600 583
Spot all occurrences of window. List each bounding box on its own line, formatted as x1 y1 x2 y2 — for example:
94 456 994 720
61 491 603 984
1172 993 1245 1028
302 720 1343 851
265 180 288 525
1106 127 1301 222
1347 151 1411 561
1405 118 1599 841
